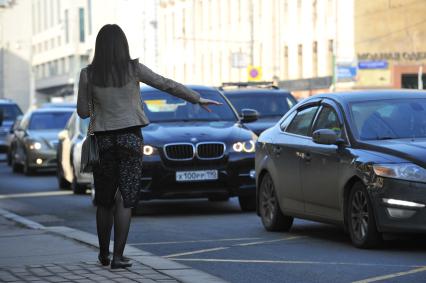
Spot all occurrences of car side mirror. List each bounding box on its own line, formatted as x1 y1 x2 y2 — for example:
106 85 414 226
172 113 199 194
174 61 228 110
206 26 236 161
58 130 68 141
312 129 345 146
240 108 259 123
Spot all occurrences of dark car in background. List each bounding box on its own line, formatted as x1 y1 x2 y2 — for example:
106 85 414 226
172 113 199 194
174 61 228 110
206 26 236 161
10 108 74 175
0 99 23 153
133 85 258 211
221 82 297 135
256 90 426 248
6 115 23 165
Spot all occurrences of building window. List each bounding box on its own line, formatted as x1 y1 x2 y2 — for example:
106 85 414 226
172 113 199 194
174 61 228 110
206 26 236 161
87 0 92 35
50 0 54 26
79 8 85 42
43 0 48 29
312 41 318 77
297 0 302 31
328 39 334 76
57 0 61 23
57 36 61 47
298 44 303 79
64 9 69 43
283 45 288 80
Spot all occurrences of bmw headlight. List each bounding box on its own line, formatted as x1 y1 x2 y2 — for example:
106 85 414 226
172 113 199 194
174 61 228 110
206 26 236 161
143 145 157 156
29 141 42 150
373 163 426 183
232 140 255 153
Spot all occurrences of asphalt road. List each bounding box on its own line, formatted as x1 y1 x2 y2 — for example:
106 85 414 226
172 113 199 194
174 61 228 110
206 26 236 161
0 154 425 283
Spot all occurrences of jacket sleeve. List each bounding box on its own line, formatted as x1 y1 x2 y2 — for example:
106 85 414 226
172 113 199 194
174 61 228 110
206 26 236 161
77 68 90 119
136 63 201 104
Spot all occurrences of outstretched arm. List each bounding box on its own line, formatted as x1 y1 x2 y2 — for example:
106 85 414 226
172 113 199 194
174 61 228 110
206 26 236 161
77 69 90 119
137 63 201 103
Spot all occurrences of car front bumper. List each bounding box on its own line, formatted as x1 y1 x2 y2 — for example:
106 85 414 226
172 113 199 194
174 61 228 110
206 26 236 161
371 178 426 233
139 153 256 200
27 149 57 169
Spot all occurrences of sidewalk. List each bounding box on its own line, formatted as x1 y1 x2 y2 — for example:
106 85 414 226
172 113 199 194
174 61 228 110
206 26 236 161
0 208 226 283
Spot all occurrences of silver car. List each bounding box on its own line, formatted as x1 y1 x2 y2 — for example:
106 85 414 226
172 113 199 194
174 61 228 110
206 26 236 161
57 112 92 194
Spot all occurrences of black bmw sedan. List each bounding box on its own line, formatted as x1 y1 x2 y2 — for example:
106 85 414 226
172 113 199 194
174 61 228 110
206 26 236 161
256 90 426 248
139 85 258 211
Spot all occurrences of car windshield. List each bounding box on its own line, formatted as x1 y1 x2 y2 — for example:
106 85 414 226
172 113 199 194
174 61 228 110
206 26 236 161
226 93 296 117
350 98 426 140
0 104 22 121
142 90 237 122
80 118 89 135
28 111 73 130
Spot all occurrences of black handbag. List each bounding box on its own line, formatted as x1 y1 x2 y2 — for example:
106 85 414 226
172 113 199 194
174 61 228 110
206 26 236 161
80 79 99 173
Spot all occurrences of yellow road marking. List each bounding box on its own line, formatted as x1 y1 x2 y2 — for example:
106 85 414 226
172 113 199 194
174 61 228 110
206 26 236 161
165 247 229 258
0 191 74 199
130 237 261 246
234 236 303 246
352 266 426 283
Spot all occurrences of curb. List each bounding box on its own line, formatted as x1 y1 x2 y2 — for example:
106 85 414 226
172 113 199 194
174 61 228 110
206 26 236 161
0 208 228 283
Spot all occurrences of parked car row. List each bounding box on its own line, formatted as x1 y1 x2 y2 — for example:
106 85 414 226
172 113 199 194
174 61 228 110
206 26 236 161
4 86 424 248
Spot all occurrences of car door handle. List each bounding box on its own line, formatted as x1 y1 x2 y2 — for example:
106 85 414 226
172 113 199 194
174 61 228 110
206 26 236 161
272 146 282 155
303 152 312 162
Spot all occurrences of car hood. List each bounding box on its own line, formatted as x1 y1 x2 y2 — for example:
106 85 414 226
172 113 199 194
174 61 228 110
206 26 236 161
142 121 256 145
27 130 61 144
244 117 279 136
359 139 426 167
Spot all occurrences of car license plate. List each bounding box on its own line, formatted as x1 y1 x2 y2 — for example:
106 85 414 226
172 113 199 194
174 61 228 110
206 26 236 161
176 170 218 182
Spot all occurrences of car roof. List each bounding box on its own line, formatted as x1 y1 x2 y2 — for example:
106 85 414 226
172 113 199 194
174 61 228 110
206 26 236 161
0 99 18 105
309 89 426 104
223 88 292 95
41 102 76 108
31 107 75 113
141 85 219 93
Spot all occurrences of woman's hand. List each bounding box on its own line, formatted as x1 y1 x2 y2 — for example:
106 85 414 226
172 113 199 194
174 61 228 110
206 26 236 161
198 97 222 113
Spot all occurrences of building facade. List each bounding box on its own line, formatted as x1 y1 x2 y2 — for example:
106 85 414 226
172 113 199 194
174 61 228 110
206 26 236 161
157 0 354 97
0 0 32 111
355 0 426 89
1 0 158 111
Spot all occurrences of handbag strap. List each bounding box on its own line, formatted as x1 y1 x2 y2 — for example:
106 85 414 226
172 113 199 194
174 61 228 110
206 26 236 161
87 74 95 136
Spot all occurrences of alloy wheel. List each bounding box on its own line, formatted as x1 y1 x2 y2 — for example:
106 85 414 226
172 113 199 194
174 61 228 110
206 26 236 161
260 175 277 226
350 190 369 241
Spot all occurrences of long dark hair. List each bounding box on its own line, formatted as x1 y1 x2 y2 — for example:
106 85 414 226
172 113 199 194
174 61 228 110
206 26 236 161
88 24 135 87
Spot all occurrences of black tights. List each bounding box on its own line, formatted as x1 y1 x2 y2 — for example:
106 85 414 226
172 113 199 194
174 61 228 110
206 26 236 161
96 189 131 260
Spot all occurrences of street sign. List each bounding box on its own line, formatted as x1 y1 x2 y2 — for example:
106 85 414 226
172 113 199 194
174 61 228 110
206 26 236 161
358 61 388 69
247 66 262 81
337 65 357 82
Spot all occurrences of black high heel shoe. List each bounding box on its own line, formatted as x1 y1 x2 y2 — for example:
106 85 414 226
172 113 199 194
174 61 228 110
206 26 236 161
98 252 111 266
111 257 132 269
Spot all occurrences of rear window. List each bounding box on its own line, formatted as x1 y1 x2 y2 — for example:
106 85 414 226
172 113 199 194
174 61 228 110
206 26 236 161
29 111 73 130
0 104 22 121
226 93 296 117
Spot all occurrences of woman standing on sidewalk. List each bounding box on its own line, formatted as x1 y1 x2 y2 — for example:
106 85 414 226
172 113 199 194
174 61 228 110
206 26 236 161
77 24 220 269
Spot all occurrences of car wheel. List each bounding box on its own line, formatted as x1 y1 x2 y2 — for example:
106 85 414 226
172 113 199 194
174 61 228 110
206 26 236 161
208 196 230 202
347 182 382 249
71 170 87 195
6 150 12 166
23 157 35 176
57 164 70 189
259 173 293 231
238 195 256 212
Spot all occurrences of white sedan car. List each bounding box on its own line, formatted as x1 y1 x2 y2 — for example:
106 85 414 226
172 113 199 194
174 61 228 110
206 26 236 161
57 112 93 194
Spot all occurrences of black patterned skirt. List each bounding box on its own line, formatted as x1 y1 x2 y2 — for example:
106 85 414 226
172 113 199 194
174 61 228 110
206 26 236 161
93 126 144 208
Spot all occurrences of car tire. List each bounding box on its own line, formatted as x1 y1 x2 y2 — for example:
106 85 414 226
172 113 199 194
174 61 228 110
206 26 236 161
71 169 87 195
6 150 12 166
259 173 293 232
57 164 70 189
238 195 256 212
347 182 382 249
23 157 35 176
208 196 230 202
